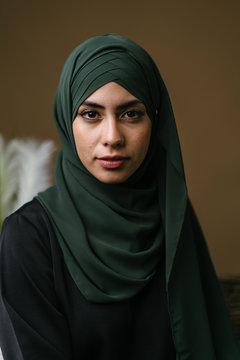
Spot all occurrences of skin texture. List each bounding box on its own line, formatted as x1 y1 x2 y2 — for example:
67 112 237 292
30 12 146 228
72 82 152 184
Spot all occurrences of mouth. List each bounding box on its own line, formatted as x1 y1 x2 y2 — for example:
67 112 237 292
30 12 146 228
97 155 129 169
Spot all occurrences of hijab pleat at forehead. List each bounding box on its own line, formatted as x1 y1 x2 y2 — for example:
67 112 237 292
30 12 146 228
37 33 188 303
70 52 155 128
55 37 161 147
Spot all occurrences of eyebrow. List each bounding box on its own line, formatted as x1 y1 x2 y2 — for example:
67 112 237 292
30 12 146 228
81 100 144 111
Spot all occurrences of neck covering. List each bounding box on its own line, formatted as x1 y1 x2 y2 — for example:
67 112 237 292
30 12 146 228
37 34 240 358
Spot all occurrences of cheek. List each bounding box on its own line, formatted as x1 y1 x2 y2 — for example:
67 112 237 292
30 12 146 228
73 123 95 160
75 138 95 161
135 126 152 157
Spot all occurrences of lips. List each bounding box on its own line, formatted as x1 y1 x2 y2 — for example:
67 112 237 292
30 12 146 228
97 155 129 169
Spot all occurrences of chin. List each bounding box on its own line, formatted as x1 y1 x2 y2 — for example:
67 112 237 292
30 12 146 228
95 171 131 184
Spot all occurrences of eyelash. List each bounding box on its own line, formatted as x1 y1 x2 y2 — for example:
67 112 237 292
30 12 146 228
80 110 98 119
79 110 145 121
124 110 144 119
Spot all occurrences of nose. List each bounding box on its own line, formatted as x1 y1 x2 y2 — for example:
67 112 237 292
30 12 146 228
101 117 124 148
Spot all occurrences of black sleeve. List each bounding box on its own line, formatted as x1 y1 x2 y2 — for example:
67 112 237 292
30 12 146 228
0 210 72 360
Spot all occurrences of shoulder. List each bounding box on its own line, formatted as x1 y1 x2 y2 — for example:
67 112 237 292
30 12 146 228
2 198 50 232
0 199 54 267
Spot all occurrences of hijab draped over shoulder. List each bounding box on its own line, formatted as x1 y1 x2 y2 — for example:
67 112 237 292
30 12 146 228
37 34 240 358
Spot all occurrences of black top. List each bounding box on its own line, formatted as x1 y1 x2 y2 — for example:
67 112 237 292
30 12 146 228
0 200 176 360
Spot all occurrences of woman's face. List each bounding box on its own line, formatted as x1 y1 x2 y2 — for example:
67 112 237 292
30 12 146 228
72 82 152 184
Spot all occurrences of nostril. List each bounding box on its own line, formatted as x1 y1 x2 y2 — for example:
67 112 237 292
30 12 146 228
103 137 124 147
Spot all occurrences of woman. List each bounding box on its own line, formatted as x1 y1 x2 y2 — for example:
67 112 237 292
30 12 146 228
0 34 239 359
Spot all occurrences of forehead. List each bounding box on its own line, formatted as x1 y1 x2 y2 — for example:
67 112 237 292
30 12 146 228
82 82 143 107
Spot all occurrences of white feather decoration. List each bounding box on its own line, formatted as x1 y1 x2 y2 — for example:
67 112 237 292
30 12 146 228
0 135 55 228
12 139 55 211
1 137 22 218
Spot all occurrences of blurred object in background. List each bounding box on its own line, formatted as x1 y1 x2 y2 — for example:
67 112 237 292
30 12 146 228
220 276 240 342
0 135 55 229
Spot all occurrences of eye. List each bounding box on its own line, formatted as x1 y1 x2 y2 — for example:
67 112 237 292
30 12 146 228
80 110 99 120
123 110 144 120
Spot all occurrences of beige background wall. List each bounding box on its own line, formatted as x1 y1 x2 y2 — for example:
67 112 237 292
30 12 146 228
1 0 239 275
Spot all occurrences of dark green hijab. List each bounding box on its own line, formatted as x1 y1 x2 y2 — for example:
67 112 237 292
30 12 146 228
37 34 240 358
37 33 185 302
